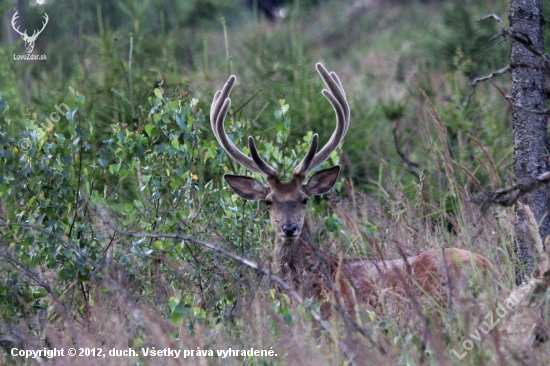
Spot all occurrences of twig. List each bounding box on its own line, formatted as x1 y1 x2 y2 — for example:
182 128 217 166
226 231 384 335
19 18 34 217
391 119 420 179
459 65 511 109
487 80 515 110
461 13 550 109
479 14 546 60
1 220 360 364
512 106 550 115
0 248 81 347
477 14 504 28
307 240 387 355
112 228 360 364
469 172 550 212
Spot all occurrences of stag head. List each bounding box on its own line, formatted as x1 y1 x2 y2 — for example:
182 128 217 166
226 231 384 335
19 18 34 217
11 11 49 54
210 64 349 246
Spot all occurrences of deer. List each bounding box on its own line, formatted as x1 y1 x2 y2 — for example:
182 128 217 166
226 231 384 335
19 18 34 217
210 63 494 319
11 11 49 54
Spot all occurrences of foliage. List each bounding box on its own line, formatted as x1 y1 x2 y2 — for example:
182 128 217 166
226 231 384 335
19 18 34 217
433 0 509 77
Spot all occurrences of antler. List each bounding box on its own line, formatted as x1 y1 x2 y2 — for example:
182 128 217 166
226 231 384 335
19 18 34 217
28 13 49 41
210 75 279 179
11 11 26 37
293 63 350 177
210 63 349 180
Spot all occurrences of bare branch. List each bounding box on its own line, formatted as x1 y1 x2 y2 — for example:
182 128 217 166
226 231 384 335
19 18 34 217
117 230 362 362
479 14 545 60
512 105 550 115
460 14 550 109
459 65 511 109
508 31 546 59
487 80 515 110
0 219 362 363
0 247 80 346
391 119 420 179
511 61 547 70
477 14 504 28
468 172 550 212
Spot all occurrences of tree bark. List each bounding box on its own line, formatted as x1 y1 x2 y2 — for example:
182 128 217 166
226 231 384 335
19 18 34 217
510 0 550 285
2 0 24 44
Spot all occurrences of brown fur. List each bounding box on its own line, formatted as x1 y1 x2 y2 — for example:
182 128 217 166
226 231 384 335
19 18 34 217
279 222 494 319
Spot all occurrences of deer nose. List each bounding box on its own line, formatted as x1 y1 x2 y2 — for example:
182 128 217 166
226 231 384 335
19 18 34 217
282 224 298 236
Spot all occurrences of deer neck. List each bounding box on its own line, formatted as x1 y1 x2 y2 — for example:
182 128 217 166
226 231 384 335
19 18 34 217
273 219 317 274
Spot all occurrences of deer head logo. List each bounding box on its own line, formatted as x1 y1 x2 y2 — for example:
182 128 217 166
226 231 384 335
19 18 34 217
11 11 49 54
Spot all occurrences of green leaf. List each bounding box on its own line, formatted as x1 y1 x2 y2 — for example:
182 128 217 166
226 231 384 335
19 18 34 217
109 163 120 174
169 297 179 312
144 124 155 137
76 94 86 106
27 196 37 208
175 115 186 130
66 108 78 123
169 310 183 325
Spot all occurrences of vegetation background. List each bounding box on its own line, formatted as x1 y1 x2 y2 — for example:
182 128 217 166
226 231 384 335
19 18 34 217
0 0 547 364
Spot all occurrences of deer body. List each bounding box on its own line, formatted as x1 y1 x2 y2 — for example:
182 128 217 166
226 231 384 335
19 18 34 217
210 63 493 318
274 222 492 318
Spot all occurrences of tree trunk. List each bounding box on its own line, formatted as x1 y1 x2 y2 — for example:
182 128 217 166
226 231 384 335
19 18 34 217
510 0 550 285
2 0 24 44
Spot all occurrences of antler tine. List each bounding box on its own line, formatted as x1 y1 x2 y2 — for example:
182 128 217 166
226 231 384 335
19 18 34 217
317 64 349 126
300 63 350 176
329 71 346 100
210 90 222 138
210 76 235 140
248 137 279 179
293 134 319 177
210 76 276 176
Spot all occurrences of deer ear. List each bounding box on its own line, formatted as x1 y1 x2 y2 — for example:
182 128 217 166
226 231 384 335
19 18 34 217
303 166 340 196
224 174 269 200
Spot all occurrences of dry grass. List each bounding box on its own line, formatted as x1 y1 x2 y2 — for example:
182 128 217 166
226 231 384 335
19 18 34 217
4 180 549 365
